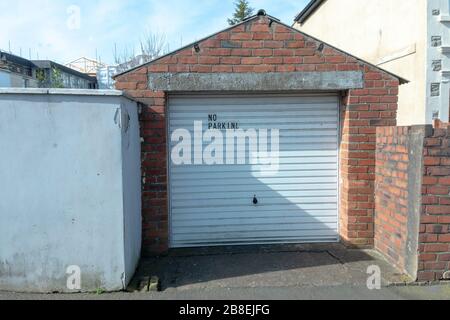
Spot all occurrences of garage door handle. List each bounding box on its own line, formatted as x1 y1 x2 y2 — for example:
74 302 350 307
253 195 258 205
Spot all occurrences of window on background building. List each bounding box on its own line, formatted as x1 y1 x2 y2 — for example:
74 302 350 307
63 74 70 87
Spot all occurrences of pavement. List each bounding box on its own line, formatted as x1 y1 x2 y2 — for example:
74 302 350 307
131 243 410 290
1 244 450 300
2 284 450 300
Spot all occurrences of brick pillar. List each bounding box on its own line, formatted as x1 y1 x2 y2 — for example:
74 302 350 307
418 126 450 281
339 73 399 247
115 68 170 255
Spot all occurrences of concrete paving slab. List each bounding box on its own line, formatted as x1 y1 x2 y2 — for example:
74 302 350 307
134 244 409 292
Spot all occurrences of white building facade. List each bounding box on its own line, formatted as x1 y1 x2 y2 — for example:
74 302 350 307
428 0 450 123
294 0 450 125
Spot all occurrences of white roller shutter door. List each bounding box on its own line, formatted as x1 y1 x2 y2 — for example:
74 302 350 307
168 94 339 248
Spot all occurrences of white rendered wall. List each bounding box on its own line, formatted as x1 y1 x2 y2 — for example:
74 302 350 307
0 89 141 293
294 0 428 125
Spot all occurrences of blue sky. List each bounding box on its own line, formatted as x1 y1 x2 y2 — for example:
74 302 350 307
0 0 309 65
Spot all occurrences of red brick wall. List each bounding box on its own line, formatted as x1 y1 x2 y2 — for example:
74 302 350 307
374 127 412 273
340 82 398 248
419 127 450 281
115 15 399 255
374 125 450 281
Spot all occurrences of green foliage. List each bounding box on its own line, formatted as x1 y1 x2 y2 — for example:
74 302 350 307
95 288 106 295
36 69 46 83
228 0 254 25
36 67 64 88
51 67 64 88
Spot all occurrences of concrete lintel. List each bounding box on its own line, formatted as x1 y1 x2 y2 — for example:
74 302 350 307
148 71 364 92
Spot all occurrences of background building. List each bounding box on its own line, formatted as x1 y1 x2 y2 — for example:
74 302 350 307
32 60 98 89
0 51 38 88
65 56 145 89
66 56 119 89
66 57 105 77
0 51 98 89
96 65 118 89
293 0 450 125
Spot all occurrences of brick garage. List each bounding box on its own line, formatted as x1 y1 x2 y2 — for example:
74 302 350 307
115 12 403 256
